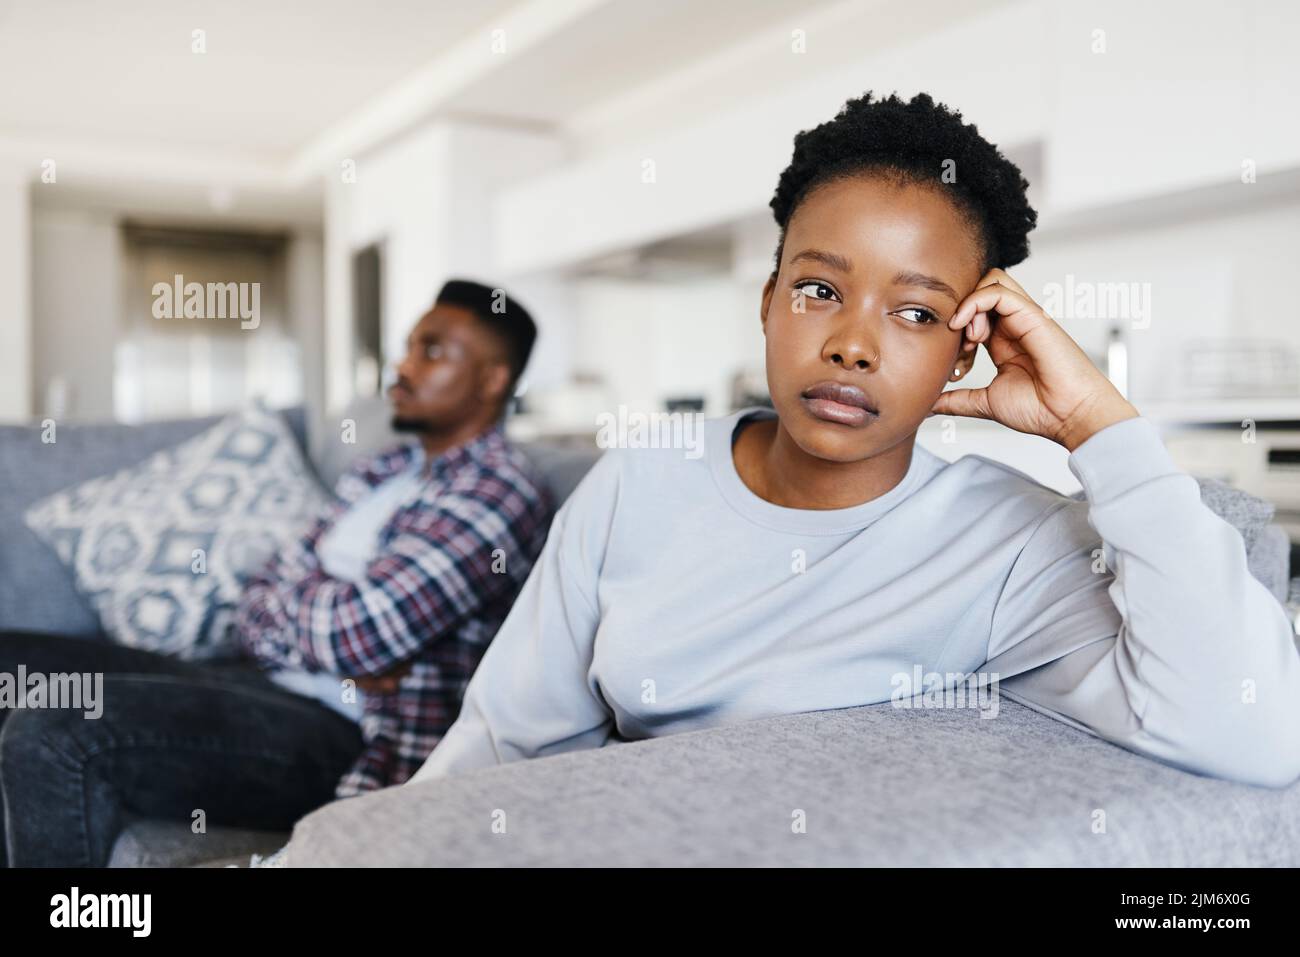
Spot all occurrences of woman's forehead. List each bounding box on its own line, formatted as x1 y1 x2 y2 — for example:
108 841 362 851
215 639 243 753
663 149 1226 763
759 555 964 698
785 176 983 280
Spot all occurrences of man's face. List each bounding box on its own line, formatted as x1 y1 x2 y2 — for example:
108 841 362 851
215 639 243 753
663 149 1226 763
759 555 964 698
389 303 509 432
760 174 985 463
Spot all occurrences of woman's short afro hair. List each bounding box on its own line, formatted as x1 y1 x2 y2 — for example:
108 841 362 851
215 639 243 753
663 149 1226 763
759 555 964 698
769 90 1037 273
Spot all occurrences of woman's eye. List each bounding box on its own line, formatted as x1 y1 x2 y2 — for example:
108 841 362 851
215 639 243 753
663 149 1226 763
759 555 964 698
793 281 838 302
897 307 939 325
424 344 445 360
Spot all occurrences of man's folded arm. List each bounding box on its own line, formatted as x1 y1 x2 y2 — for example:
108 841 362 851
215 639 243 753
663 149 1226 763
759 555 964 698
235 493 525 677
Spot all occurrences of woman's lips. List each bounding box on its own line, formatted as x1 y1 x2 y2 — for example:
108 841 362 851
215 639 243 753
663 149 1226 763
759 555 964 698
799 381 879 427
801 395 878 427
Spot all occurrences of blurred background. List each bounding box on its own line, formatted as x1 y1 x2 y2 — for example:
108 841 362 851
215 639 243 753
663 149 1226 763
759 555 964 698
2 0 1300 530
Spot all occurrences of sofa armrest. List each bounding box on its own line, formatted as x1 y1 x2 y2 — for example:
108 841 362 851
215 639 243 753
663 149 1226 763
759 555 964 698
285 698 1300 867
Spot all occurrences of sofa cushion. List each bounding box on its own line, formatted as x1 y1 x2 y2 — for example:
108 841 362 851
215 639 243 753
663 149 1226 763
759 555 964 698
515 441 603 505
0 408 309 637
1198 477 1277 552
1251 524 1292 603
23 403 326 658
286 696 1300 867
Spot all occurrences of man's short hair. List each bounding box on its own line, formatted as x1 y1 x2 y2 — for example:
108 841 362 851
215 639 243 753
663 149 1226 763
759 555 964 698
436 279 537 391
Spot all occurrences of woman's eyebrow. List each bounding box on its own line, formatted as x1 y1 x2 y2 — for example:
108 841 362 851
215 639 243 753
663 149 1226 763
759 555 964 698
892 270 959 303
788 248 853 273
789 250 959 304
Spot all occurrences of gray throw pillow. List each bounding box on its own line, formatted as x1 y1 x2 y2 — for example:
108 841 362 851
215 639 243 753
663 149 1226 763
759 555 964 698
24 402 329 659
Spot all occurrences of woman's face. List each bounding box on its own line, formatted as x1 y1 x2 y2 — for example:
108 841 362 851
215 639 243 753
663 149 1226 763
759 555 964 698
761 174 985 463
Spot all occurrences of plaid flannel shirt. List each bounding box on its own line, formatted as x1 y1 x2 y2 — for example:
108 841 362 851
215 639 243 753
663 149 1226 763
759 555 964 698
234 422 554 797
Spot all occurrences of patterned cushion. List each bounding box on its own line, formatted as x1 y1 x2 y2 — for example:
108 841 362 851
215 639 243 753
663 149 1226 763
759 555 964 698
23 403 328 659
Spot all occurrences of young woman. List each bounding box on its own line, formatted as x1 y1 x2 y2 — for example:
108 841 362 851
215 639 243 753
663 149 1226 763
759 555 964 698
411 91 1300 790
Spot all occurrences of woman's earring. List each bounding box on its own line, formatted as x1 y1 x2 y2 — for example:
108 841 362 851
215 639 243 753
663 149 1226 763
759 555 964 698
952 367 961 379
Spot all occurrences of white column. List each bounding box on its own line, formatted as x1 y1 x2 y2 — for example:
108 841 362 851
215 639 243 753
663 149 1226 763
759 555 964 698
322 172 353 418
286 229 326 454
0 166 31 422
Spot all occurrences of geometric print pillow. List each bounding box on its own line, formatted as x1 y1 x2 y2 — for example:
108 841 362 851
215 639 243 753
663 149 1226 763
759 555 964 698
24 402 330 660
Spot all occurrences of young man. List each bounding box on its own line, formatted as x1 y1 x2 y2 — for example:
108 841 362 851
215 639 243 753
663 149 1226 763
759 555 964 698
0 279 555 866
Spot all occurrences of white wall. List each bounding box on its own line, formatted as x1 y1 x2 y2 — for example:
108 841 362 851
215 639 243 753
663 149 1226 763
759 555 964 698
572 275 757 416
493 0 1051 273
565 216 779 420
0 168 31 421
31 206 121 419
479 0 1300 454
322 119 570 417
1046 0 1300 213
493 0 1300 274
1004 194 1300 407
30 209 326 425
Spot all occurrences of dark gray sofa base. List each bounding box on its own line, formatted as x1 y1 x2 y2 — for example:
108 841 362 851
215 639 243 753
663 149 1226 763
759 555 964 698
108 818 288 868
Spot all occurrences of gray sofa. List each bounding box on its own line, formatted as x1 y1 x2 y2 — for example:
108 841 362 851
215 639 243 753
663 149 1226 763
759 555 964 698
1 406 1296 866
0 403 600 867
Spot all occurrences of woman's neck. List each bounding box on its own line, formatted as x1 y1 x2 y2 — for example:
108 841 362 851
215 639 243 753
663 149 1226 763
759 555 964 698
732 415 915 511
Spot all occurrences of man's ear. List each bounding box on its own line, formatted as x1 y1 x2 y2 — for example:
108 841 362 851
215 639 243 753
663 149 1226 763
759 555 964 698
759 273 777 334
481 361 513 408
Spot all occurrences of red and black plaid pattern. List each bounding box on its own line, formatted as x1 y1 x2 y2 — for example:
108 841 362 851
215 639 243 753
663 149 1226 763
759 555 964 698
234 425 554 796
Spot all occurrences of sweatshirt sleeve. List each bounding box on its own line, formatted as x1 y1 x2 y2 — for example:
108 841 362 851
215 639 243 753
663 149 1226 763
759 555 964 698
982 415 1300 788
407 452 620 785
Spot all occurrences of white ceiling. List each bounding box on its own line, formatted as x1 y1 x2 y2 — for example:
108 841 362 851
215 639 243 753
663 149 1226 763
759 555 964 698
0 0 975 226
445 0 845 126
0 0 519 157
0 0 848 165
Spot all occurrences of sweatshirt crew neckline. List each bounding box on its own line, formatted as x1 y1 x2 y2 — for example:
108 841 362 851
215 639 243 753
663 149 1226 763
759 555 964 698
707 405 938 535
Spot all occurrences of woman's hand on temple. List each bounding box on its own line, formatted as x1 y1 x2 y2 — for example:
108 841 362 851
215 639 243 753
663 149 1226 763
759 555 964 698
930 268 1140 452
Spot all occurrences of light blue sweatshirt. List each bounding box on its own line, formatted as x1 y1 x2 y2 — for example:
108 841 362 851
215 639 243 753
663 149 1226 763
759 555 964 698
411 406 1300 788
